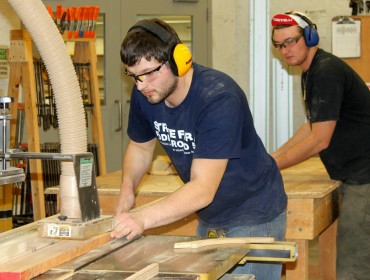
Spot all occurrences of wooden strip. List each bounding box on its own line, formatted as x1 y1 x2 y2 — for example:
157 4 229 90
0 230 112 280
174 237 274 249
126 263 159 280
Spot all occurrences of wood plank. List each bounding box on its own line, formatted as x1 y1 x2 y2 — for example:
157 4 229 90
30 270 74 280
174 237 275 249
286 190 338 240
0 221 113 280
126 263 159 280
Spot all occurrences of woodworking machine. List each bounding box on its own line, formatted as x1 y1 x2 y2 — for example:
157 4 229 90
0 96 113 239
0 96 298 278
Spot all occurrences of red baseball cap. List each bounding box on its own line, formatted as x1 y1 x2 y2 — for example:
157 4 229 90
271 11 309 29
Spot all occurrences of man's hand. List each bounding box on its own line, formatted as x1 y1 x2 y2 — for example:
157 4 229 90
111 211 145 240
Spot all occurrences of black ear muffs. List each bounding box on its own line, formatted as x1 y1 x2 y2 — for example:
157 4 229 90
128 20 192 76
286 12 319 47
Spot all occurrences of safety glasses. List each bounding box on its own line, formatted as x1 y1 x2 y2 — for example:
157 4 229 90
124 61 167 83
272 34 303 50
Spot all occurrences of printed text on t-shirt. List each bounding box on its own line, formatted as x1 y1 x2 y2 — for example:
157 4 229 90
154 121 195 154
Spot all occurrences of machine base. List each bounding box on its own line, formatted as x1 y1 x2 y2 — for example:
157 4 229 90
38 215 114 239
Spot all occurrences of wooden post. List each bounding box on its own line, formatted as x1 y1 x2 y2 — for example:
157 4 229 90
7 29 45 221
285 239 309 280
73 39 106 175
319 219 337 279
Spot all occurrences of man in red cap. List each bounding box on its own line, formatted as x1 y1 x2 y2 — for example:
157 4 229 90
271 10 370 279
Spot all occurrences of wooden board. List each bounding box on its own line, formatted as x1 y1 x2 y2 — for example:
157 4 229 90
286 192 338 239
174 237 275 249
0 221 117 280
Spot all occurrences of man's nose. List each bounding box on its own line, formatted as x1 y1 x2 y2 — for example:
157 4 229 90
136 80 147 91
280 46 289 55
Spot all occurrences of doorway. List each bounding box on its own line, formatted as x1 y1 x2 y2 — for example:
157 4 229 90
117 0 210 170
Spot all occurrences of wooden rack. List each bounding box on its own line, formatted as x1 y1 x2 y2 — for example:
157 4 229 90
6 29 106 221
7 29 45 221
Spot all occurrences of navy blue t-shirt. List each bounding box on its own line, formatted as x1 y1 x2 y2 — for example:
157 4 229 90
128 63 287 227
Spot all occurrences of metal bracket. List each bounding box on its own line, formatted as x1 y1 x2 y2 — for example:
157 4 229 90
2 151 100 222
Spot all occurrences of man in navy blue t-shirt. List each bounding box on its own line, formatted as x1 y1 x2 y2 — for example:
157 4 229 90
111 18 287 279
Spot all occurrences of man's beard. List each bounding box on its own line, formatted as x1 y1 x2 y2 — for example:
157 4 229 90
147 77 179 104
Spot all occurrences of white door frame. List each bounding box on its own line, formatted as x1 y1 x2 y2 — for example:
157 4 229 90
250 0 293 151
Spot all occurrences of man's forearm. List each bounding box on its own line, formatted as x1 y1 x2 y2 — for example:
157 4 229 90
116 139 156 213
273 132 322 170
273 122 311 158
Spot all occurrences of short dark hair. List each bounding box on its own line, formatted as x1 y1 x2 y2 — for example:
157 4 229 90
121 18 181 66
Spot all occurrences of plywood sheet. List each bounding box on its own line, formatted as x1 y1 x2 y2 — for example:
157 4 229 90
34 235 247 280
78 235 247 279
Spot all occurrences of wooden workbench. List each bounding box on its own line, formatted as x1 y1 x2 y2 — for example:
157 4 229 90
45 156 339 279
281 157 340 280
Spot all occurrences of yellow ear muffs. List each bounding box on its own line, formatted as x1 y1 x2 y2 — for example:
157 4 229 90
128 20 193 76
169 44 193 77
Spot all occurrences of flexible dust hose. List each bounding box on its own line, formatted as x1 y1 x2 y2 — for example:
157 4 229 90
8 0 88 218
